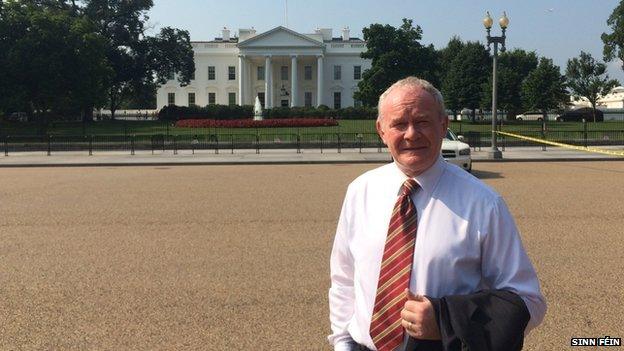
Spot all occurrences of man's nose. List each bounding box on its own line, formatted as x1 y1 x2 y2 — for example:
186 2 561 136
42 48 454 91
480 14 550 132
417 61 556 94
404 124 419 140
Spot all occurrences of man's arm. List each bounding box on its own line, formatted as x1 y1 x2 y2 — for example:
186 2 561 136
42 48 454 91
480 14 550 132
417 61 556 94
480 196 547 332
328 190 356 351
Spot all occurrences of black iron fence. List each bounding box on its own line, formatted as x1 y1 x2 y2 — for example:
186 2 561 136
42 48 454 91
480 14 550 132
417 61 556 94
1 118 624 155
1 132 387 156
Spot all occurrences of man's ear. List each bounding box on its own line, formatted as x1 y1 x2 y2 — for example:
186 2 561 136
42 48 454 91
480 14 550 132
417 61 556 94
440 114 449 135
376 120 387 145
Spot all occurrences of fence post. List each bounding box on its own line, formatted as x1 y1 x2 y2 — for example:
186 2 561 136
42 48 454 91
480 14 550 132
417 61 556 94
297 134 301 154
231 134 234 154
358 134 363 153
320 134 324 154
131 135 135 155
215 134 219 154
47 135 51 156
173 135 177 155
541 121 546 151
583 119 588 148
255 132 260 154
89 135 93 156
151 135 154 155
4 135 8 156
337 133 341 153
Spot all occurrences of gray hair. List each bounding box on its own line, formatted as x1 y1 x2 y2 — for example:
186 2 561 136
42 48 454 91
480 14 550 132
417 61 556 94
377 77 446 122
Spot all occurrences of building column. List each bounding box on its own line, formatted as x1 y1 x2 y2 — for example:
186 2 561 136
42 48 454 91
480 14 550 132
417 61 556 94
264 55 272 109
290 55 298 107
316 54 324 107
238 54 245 105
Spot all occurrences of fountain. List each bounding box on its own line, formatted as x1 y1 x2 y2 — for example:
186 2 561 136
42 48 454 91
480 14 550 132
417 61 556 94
254 96 264 121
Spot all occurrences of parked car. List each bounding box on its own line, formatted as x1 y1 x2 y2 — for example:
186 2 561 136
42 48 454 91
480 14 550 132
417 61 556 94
442 129 471 172
557 107 604 122
515 111 558 121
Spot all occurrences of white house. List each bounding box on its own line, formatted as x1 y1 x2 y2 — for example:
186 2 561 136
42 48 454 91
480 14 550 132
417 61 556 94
156 26 371 110
570 86 624 109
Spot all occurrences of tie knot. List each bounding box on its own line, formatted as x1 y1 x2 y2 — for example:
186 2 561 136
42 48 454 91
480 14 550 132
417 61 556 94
400 179 418 197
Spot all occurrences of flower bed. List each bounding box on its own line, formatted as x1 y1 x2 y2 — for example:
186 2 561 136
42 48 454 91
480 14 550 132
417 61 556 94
175 118 338 128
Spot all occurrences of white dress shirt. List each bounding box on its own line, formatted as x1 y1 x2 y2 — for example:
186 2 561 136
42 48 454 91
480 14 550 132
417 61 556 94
328 157 546 351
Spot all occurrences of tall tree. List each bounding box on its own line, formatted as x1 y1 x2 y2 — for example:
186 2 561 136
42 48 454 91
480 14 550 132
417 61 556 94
83 0 194 119
442 41 490 121
354 18 439 106
438 36 465 119
0 1 110 121
566 51 619 123
602 1 624 70
481 49 538 120
521 57 569 119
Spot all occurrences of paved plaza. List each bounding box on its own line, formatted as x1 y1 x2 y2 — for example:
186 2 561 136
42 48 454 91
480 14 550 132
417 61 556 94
1 162 623 350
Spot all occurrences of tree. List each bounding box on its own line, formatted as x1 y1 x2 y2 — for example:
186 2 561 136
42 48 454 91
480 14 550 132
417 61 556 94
566 51 619 123
82 0 194 119
442 41 490 121
438 36 465 119
602 1 624 70
521 57 569 119
354 18 439 106
481 49 538 120
0 1 110 122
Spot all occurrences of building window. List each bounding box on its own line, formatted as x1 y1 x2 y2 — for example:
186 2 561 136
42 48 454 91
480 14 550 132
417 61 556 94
188 92 196 106
228 92 236 105
228 66 236 80
304 92 312 107
281 66 288 80
208 66 215 80
354 65 361 80
334 65 341 80
281 99 289 107
304 66 312 80
167 93 175 105
333 92 341 109
258 92 265 107
208 92 216 105
257 66 265 80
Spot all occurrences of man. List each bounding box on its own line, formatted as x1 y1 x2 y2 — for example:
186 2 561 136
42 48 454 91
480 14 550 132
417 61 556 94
328 77 546 351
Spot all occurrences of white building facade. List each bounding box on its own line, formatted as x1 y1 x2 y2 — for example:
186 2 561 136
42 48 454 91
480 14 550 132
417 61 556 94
156 26 371 110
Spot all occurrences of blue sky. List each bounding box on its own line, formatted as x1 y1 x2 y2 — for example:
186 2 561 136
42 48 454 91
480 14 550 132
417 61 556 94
148 0 624 83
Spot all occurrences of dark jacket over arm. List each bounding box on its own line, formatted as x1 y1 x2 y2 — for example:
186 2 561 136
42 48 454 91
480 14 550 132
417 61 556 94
404 290 530 351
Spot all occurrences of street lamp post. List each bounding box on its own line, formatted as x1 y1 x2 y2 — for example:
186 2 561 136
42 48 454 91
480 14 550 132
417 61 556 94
483 11 509 159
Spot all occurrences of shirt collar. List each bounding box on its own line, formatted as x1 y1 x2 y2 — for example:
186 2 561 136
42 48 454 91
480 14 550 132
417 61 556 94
389 156 446 197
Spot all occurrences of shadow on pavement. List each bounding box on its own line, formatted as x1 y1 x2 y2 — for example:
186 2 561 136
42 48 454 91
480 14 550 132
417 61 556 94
471 169 503 179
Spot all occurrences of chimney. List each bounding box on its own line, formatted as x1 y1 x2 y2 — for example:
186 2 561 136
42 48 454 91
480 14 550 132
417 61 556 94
342 27 350 41
222 27 230 41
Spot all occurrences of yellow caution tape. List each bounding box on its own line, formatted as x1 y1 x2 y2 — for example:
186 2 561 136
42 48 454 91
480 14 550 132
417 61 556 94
496 131 624 157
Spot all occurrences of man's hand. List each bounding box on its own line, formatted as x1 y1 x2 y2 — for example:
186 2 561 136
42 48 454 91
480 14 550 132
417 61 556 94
400 289 441 340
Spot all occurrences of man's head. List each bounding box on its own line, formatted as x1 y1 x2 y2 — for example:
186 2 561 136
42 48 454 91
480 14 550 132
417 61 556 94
376 77 449 177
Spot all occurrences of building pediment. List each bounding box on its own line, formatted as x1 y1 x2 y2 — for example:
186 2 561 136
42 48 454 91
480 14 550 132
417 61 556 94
238 26 323 48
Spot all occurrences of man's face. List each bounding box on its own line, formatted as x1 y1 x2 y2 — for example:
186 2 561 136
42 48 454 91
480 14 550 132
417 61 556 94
376 86 449 177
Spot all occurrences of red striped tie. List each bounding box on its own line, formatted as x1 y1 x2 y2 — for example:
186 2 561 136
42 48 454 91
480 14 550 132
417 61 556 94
369 179 419 351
